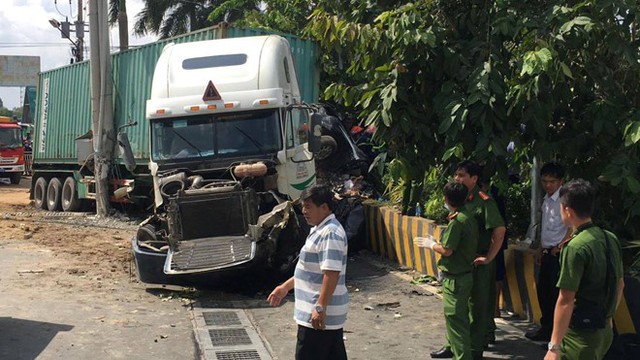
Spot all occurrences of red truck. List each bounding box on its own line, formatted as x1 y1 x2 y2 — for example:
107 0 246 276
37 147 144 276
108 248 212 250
0 116 25 184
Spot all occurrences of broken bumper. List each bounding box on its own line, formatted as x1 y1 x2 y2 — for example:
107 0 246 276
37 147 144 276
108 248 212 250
131 236 260 285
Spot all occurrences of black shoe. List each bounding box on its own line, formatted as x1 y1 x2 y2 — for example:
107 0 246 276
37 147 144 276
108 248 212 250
430 346 454 358
525 328 551 341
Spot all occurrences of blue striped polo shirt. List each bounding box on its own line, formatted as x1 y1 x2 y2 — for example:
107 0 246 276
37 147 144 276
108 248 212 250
293 213 349 330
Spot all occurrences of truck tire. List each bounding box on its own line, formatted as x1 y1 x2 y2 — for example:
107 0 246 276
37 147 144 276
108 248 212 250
9 172 21 184
316 135 337 160
46 177 63 211
61 177 82 212
34 177 48 209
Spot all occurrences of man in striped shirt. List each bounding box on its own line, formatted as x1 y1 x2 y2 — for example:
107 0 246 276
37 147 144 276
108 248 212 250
268 184 349 360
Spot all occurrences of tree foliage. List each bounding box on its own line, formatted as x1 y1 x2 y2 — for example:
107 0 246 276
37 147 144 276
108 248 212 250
113 0 212 38
295 1 640 239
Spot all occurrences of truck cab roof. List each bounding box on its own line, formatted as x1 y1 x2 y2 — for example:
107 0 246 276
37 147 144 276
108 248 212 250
148 35 301 118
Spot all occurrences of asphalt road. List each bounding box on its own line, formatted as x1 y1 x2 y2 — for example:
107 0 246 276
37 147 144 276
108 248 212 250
190 252 547 360
0 237 198 360
1 211 546 360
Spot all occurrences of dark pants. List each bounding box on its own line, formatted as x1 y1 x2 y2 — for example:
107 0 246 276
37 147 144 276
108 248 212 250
537 250 560 334
296 325 347 360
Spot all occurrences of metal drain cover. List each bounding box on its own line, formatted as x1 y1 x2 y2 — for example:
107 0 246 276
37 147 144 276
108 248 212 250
204 311 242 326
208 328 252 346
191 305 273 360
215 350 261 360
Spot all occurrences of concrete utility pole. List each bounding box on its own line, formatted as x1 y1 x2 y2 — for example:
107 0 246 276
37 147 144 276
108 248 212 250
118 0 129 51
76 0 84 62
89 0 115 217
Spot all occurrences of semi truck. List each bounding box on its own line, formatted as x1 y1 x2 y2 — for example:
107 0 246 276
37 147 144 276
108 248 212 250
30 26 336 285
0 116 25 184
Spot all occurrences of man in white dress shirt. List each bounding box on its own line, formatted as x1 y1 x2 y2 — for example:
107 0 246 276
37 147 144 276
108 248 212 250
526 163 572 341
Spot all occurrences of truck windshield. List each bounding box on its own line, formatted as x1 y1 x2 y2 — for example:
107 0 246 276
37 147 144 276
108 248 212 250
151 109 282 161
0 128 22 149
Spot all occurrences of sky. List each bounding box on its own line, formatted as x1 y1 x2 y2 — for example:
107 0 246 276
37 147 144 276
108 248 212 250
0 0 157 110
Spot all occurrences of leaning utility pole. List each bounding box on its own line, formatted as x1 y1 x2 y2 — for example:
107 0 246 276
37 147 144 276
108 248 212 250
89 0 115 217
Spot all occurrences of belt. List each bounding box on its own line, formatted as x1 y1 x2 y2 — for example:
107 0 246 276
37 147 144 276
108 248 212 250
542 247 558 255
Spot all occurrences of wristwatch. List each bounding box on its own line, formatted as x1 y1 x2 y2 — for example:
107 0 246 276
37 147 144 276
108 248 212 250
547 342 560 352
314 304 325 314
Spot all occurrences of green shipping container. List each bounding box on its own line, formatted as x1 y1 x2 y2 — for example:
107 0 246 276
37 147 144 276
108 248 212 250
33 25 319 168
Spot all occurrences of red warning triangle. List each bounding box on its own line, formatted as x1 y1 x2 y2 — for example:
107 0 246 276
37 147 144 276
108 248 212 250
202 80 222 101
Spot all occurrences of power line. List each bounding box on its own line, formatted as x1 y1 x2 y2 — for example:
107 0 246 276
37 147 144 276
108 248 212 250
53 0 69 18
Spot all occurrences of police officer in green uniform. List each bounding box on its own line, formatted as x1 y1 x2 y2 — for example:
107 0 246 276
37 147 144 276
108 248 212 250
545 179 624 360
415 182 478 360
431 161 506 359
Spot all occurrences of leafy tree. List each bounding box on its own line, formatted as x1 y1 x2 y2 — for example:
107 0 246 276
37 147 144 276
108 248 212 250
305 1 514 214
124 0 216 38
299 1 640 241
504 1 640 238
208 1 309 34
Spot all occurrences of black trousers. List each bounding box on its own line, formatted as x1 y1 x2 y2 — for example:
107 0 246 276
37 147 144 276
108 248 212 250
296 325 347 360
537 250 560 333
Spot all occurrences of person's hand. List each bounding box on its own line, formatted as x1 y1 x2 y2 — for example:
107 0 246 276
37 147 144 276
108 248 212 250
414 235 436 250
310 308 326 330
551 246 560 257
473 256 489 266
544 349 560 360
267 285 289 307
535 247 542 266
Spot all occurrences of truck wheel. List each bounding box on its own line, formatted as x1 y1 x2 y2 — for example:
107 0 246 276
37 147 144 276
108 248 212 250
137 224 157 242
316 135 337 160
46 177 63 211
61 177 82 212
34 177 48 209
9 172 21 184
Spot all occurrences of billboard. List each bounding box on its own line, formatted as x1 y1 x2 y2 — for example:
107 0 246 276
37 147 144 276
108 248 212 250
0 56 40 87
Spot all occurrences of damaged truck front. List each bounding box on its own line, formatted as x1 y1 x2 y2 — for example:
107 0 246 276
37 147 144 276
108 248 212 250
132 35 327 285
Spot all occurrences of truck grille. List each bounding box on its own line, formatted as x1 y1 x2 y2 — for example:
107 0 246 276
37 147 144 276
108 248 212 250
0 157 18 164
166 236 254 273
168 188 258 241
163 186 259 274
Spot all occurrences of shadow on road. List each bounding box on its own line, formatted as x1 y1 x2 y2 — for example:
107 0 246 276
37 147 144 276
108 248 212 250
0 317 73 360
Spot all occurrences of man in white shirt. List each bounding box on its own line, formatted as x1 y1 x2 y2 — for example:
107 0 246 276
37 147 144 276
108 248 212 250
268 184 349 360
526 162 572 342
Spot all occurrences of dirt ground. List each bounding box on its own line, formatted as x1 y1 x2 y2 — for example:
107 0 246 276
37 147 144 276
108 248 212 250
0 177 198 359
0 177 137 284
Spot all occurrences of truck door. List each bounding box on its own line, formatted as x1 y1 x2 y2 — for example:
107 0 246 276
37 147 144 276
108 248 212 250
283 107 316 199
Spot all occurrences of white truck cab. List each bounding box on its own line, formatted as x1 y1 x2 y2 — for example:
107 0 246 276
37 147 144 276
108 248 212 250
132 35 324 285
146 35 316 207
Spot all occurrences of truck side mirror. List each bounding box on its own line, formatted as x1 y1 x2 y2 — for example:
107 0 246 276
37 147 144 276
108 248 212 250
308 113 323 154
117 132 137 172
